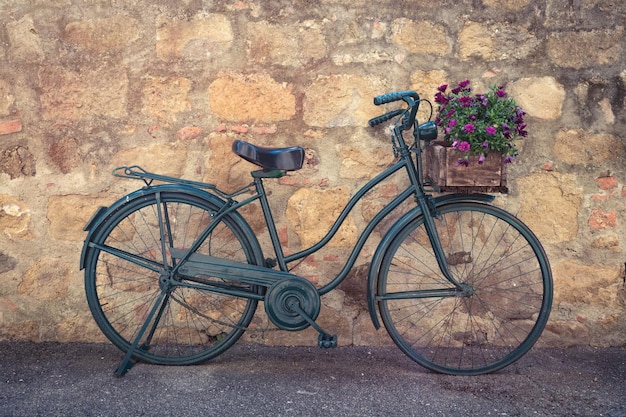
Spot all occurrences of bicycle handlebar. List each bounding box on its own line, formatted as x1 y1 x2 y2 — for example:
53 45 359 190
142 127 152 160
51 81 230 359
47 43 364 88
368 109 404 127
373 90 420 105
369 90 421 133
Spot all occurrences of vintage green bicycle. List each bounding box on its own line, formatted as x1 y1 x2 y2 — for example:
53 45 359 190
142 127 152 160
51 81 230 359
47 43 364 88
80 90 553 377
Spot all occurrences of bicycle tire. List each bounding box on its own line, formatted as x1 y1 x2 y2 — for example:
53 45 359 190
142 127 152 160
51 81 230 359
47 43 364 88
83 190 263 365
377 202 552 375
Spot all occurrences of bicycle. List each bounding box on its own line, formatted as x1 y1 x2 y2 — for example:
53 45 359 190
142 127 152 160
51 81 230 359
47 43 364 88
80 90 553 377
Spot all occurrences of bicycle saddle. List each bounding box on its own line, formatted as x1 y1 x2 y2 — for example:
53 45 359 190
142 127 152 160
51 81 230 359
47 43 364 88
232 140 305 171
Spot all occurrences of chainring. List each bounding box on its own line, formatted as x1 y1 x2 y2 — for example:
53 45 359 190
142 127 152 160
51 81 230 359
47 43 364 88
264 278 321 331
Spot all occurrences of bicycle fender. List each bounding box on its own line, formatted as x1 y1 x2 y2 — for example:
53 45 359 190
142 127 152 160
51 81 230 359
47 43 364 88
366 193 495 329
79 184 234 270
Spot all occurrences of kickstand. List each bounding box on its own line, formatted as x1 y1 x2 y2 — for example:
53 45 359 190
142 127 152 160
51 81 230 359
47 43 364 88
114 290 168 377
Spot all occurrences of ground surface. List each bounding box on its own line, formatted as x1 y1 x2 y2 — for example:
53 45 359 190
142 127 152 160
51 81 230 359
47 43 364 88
0 342 624 416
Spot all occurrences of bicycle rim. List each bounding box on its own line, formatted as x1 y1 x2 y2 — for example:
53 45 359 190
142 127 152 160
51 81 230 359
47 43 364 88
378 202 552 375
84 191 262 365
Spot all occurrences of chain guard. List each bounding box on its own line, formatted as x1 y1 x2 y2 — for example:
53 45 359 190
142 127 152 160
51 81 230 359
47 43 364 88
264 278 320 331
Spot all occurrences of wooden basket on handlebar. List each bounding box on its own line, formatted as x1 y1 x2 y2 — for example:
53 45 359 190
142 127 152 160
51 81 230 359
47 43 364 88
424 141 508 194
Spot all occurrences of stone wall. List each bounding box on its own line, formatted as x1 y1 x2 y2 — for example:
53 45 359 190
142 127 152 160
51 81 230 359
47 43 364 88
0 0 624 348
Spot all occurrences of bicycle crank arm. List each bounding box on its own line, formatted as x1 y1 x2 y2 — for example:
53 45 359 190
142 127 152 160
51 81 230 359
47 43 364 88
170 248 297 289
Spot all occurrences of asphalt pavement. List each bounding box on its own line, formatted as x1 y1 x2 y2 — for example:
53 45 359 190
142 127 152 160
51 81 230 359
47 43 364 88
0 342 624 416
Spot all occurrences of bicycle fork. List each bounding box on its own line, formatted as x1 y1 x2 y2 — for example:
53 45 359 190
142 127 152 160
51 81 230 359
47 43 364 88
414 193 472 295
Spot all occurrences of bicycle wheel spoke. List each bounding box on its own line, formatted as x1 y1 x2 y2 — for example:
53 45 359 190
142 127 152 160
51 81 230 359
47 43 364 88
84 191 262 366
378 202 552 375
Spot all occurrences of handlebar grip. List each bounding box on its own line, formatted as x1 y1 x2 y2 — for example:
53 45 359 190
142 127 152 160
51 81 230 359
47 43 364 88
373 90 419 105
368 109 404 127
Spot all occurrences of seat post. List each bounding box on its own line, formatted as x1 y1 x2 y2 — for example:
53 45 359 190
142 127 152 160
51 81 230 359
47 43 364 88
253 176 289 271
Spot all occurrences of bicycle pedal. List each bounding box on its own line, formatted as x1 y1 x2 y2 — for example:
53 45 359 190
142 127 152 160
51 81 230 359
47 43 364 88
317 333 337 349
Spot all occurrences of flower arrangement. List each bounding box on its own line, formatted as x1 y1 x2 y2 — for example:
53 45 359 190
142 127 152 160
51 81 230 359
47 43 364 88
434 80 527 166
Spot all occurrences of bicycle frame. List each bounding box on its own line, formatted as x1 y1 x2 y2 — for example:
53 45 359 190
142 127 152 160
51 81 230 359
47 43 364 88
81 89 553 378
96 112 468 301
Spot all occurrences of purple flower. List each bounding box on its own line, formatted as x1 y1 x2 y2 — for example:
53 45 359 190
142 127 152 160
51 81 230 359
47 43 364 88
503 156 515 164
455 158 470 167
457 141 471 152
482 140 489 149
448 119 458 128
469 114 477 121
501 123 511 139
478 155 486 164
463 123 475 133
458 80 470 88
513 109 526 124
437 84 448 92
435 92 448 105
451 139 459 149
459 96 473 107
496 89 507 97
446 109 456 118
485 126 497 135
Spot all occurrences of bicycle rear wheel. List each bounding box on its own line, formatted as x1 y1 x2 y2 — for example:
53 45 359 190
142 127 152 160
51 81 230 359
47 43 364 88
377 202 552 375
83 190 263 365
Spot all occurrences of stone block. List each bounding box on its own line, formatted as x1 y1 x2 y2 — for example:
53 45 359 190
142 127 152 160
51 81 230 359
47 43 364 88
303 75 383 128
0 319 39 342
0 80 15 116
203 134 253 192
176 126 203 141
540 320 589 347
0 195 32 239
0 120 22 136
248 21 326 67
110 142 188 178
553 129 623 165
48 137 80 174
588 209 617 230
458 22 493 60
39 66 128 120
596 176 618 190
0 146 35 179
517 172 582 243
209 73 296 123
336 145 394 179
17 258 72 301
63 15 140 51
391 19 451 55
141 76 192 123
6 15 44 63
459 22 539 61
47 195 111 241
409 70 447 100
156 13 233 61
508 77 565 120
286 186 358 248
553 260 622 306
0 251 18 274
55 313 108 343
591 234 621 252
482 0 531 10
547 27 623 68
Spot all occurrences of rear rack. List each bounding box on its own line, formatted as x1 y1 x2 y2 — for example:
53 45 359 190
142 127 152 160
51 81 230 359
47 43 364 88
112 166 251 200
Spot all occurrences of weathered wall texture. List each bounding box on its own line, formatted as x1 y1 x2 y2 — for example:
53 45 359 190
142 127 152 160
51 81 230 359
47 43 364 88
0 0 624 348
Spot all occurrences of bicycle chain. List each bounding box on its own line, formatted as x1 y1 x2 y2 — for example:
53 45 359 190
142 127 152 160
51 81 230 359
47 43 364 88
169 291 280 333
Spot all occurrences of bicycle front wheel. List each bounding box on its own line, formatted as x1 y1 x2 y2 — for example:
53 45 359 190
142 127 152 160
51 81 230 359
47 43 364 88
378 202 552 375
83 190 263 365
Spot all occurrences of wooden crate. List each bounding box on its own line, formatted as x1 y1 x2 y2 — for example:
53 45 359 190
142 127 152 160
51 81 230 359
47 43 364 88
424 142 508 193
